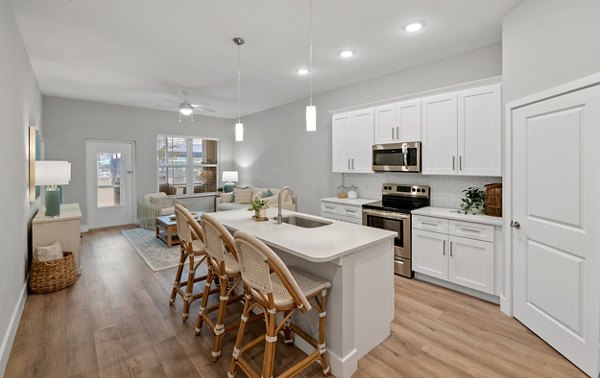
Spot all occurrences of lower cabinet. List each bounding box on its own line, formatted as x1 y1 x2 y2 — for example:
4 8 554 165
412 215 495 295
320 198 369 225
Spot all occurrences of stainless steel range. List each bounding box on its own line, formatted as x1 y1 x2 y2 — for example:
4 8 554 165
362 183 430 278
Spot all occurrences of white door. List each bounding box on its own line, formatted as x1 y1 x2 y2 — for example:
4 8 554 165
458 84 501 176
350 109 374 172
86 140 135 229
412 229 447 280
374 105 396 144
512 84 600 376
397 99 421 141
448 235 494 294
332 113 352 172
421 93 457 175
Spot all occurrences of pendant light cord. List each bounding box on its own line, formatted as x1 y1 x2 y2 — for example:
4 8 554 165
237 43 241 123
309 0 313 107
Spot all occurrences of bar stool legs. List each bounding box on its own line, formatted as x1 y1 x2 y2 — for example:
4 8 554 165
169 247 206 321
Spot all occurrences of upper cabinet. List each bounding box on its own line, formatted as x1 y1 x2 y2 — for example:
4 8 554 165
332 109 374 173
374 99 421 144
422 84 501 176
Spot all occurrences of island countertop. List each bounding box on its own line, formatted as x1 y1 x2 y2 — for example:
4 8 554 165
208 208 397 263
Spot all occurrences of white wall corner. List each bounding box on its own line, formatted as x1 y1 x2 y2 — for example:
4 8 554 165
0 281 28 376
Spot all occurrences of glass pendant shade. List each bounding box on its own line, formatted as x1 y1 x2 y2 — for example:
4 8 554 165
306 105 316 132
235 122 244 141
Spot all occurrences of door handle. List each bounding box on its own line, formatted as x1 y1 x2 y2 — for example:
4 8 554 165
452 156 456 171
442 240 446 255
126 170 133 174
510 221 521 229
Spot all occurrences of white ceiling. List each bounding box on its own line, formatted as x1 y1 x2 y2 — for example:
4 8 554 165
11 0 520 119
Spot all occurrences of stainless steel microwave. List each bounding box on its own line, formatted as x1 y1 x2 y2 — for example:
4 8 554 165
372 141 421 172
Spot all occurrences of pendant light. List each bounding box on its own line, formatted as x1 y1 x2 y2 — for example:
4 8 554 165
305 0 316 132
234 37 245 141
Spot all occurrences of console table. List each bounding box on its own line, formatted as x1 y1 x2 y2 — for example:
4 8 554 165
32 203 82 274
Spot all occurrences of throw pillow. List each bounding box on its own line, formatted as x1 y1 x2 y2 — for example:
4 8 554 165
149 196 173 208
234 187 253 204
261 195 278 206
263 189 272 197
220 192 234 203
252 187 265 199
34 240 63 262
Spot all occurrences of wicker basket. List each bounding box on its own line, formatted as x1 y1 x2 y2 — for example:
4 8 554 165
29 251 76 294
484 183 502 217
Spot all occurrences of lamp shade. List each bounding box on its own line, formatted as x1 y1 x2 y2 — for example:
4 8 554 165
235 122 244 141
222 171 238 183
306 105 316 132
35 161 71 186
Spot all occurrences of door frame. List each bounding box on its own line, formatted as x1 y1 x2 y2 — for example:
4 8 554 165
503 72 600 317
85 139 136 229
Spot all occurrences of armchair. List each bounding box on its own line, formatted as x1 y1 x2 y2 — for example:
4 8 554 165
138 192 183 229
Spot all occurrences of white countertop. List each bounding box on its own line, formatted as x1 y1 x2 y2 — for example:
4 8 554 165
321 197 378 206
412 206 503 227
208 208 396 263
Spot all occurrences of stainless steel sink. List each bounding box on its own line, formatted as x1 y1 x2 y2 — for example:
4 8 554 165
279 215 332 228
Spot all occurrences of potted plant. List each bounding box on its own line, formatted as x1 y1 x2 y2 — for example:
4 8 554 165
248 198 269 220
459 187 485 214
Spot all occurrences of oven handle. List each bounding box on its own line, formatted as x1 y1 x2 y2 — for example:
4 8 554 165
362 208 411 221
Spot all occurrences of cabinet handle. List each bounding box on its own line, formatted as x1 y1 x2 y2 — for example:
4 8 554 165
452 156 456 171
459 156 463 171
351 158 354 169
347 158 350 170
345 209 357 213
442 240 446 256
421 221 439 227
450 241 453 257
396 127 399 140
392 128 395 140
460 227 480 233
325 206 335 210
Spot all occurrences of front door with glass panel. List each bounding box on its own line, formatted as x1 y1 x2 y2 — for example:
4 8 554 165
86 140 134 229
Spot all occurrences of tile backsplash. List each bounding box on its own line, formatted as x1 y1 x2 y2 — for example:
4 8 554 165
339 173 501 210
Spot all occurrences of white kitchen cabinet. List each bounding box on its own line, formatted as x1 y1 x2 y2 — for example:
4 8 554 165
374 100 421 144
412 214 496 295
422 84 501 176
320 198 374 224
332 109 374 173
421 93 458 174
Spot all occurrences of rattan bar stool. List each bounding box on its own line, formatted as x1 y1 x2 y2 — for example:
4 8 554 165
228 231 331 378
169 204 212 321
194 213 252 361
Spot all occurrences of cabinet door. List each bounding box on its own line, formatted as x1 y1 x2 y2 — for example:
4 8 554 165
332 113 352 172
448 235 494 294
374 105 396 144
412 229 448 280
458 84 501 176
421 93 458 175
397 99 421 141
350 109 374 173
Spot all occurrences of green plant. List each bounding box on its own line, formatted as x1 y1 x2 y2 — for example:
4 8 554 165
460 187 485 214
247 198 269 211
216 187 224 193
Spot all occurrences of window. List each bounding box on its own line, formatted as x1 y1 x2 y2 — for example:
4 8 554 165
157 135 218 195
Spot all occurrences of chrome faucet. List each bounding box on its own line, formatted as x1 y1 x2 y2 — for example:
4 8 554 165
275 186 297 224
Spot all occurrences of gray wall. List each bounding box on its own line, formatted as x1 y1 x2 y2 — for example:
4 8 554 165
0 0 42 374
503 0 600 103
42 96 234 227
234 44 503 215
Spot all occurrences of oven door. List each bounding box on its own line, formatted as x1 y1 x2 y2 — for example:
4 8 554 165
372 142 421 172
362 208 411 259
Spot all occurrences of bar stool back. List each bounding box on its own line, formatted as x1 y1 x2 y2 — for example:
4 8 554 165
229 231 331 378
169 204 208 321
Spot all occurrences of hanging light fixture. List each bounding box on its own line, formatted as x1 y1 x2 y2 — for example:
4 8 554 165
179 91 194 123
233 37 245 141
305 0 316 132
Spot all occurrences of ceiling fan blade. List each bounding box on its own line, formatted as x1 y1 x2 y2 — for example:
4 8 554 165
161 98 179 104
191 103 211 108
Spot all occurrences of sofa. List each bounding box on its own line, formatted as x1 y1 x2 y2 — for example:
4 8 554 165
138 192 183 229
216 187 295 212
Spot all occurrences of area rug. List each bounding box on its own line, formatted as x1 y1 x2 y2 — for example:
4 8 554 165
121 228 180 272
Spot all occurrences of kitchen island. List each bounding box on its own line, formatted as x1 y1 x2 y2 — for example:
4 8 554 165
209 208 396 378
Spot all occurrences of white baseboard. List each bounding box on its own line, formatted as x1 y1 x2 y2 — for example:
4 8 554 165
0 281 28 377
80 225 89 233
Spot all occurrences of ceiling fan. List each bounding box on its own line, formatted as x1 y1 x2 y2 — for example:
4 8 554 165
157 90 216 122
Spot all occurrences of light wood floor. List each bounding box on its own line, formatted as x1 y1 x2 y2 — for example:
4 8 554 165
5 226 585 377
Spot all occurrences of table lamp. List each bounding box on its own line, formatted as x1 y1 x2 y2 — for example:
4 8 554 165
35 161 71 217
222 171 238 193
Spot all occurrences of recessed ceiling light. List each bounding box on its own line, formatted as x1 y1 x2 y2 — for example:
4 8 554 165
405 22 423 33
339 50 354 58
297 68 310 75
